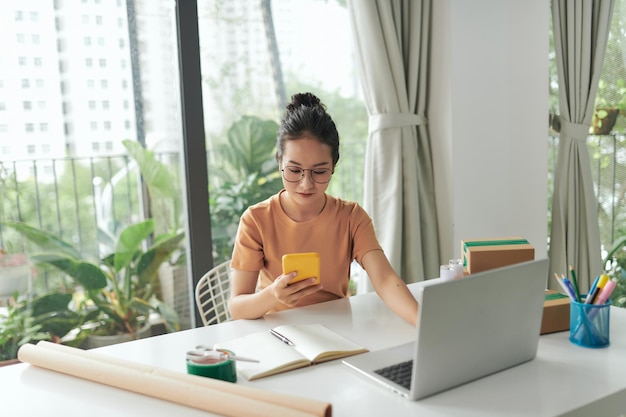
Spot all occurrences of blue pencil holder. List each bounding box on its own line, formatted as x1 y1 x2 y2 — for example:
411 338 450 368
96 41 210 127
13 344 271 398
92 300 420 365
569 299 610 348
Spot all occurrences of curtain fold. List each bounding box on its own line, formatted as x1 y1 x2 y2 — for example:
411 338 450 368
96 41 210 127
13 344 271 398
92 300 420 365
347 0 439 290
549 0 615 292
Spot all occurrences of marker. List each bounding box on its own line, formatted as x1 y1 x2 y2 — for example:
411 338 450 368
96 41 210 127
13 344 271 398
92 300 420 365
270 329 295 346
596 274 610 291
584 286 601 304
593 279 616 305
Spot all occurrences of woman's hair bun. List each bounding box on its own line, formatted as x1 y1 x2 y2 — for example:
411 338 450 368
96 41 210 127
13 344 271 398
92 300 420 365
286 92 323 112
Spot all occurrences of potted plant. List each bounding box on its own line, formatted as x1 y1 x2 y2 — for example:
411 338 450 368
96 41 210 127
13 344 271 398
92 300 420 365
590 107 620 135
3 219 183 347
592 78 626 135
0 290 86 364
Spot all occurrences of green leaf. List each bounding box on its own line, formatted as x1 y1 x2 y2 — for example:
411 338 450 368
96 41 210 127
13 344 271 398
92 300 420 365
122 140 179 199
29 293 73 316
114 219 154 271
35 310 85 339
30 254 107 290
2 221 81 259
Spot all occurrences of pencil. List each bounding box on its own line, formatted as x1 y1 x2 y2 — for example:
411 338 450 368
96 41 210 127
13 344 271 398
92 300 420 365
569 265 581 302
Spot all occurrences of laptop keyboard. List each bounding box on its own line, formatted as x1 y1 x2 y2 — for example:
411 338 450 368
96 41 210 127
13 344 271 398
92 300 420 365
374 360 413 390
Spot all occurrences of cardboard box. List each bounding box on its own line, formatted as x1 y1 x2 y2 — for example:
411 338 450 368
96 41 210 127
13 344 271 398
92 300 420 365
541 290 570 334
461 237 535 274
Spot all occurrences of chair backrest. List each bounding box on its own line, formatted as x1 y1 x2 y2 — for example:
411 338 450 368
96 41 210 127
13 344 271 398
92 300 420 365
195 260 232 326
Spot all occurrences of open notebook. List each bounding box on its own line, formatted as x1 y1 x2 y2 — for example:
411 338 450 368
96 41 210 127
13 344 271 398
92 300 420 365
343 258 549 400
216 323 367 381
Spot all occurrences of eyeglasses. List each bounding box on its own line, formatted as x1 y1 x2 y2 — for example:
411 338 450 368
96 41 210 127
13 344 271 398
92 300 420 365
281 166 334 184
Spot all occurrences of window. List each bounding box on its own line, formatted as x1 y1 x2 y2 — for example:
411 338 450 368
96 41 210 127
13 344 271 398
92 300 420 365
198 0 365 265
548 0 626 261
0 0 364 335
23 101 32 110
25 123 34 133
27 144 36 154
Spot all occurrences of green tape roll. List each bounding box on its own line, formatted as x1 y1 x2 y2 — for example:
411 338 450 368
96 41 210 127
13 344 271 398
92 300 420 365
186 349 237 383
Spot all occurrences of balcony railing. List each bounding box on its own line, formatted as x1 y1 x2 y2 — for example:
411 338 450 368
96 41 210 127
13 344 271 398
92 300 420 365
2 133 624 267
548 133 626 254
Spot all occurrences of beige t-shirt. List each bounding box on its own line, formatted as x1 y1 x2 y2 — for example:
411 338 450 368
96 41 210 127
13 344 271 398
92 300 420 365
231 190 382 312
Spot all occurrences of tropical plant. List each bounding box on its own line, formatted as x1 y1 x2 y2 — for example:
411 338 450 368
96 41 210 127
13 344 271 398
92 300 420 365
1 294 48 361
209 116 283 262
122 139 184 236
0 291 85 361
3 219 183 337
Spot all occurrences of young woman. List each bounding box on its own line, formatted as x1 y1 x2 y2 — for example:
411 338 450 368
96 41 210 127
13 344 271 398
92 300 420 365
228 92 418 325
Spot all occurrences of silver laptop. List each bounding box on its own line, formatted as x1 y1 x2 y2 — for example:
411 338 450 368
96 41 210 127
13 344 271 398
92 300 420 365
342 258 549 400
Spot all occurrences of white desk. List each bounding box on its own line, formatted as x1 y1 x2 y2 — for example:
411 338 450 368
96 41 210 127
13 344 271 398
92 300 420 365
1 282 626 417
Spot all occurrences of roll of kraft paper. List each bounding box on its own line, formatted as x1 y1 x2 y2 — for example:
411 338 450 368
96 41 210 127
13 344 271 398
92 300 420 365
18 341 331 417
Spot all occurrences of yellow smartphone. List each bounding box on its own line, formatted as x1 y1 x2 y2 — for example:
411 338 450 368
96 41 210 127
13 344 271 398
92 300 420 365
282 252 321 285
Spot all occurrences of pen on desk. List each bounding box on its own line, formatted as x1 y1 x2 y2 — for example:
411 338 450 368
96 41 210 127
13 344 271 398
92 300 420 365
572 278 618 338
554 274 574 301
584 286 600 304
270 329 295 346
588 275 600 296
562 276 579 302
569 265 581 302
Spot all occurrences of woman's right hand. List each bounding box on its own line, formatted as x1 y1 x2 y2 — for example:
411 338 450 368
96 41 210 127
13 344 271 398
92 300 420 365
271 272 323 308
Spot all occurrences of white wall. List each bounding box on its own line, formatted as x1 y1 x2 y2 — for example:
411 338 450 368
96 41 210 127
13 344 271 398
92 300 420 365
430 0 550 262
